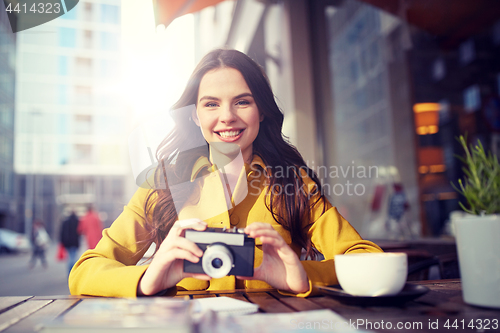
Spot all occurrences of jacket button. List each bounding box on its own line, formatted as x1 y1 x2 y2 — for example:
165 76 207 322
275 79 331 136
230 215 240 226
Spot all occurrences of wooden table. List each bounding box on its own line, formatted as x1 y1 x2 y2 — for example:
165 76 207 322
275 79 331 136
1 279 499 332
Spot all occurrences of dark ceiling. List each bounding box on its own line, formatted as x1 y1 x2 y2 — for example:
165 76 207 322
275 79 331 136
154 0 500 47
360 0 500 47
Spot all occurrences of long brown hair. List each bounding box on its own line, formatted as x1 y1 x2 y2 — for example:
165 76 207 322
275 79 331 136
144 49 325 259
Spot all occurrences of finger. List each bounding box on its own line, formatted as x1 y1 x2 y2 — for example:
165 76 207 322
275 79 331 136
245 223 275 237
184 273 212 280
245 222 273 233
247 228 281 241
177 218 204 228
159 236 204 257
243 266 263 280
235 275 255 280
167 248 201 264
171 219 207 237
169 237 204 257
258 236 283 247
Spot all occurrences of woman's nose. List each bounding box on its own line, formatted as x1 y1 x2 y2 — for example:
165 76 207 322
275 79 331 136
219 104 237 123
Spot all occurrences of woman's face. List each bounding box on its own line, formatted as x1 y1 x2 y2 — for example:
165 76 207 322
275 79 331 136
194 67 263 163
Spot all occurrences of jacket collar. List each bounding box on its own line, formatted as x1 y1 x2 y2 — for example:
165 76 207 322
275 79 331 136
190 154 267 182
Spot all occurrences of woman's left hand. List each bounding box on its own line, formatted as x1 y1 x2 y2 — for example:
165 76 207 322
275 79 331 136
237 222 309 294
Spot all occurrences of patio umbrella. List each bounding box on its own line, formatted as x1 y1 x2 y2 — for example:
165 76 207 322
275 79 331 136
153 0 228 27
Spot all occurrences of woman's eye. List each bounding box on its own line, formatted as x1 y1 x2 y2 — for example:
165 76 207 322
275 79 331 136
236 100 250 106
205 102 218 107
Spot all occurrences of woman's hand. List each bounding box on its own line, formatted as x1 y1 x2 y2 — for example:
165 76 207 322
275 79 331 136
238 222 309 294
137 219 211 296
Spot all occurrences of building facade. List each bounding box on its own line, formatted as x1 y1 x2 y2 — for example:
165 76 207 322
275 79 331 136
14 0 131 238
0 2 17 230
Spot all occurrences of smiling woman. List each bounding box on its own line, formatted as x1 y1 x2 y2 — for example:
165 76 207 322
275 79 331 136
194 67 264 163
68 49 382 298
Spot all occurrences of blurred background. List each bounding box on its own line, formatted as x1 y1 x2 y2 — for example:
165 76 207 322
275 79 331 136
0 0 499 294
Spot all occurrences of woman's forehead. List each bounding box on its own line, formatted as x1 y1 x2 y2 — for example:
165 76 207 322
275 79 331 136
198 68 251 96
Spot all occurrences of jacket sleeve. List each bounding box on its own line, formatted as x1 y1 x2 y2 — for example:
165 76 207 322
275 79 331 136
280 174 383 297
69 187 164 297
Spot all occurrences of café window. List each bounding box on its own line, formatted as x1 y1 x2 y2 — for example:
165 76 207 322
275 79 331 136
112 178 123 197
59 56 69 76
493 20 500 45
100 32 119 51
69 179 85 194
20 141 32 165
497 73 500 96
74 86 92 105
74 144 92 164
83 2 93 21
432 58 445 81
59 142 69 165
0 106 13 126
439 100 451 124
58 27 76 48
0 135 8 160
60 178 94 195
83 30 93 49
75 115 92 134
463 85 481 113
58 84 68 105
101 4 120 24
459 39 475 65
0 170 5 195
41 142 53 166
75 57 92 77
62 4 77 20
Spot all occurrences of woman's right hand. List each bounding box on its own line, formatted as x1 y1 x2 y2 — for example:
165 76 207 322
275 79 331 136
137 218 211 296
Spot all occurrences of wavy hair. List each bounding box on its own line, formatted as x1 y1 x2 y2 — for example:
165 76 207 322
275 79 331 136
144 49 325 259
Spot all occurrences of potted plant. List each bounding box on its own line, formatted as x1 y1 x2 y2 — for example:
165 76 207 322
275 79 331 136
452 135 500 308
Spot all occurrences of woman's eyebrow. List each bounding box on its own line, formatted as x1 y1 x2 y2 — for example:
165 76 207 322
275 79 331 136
198 93 253 103
199 95 220 103
233 93 253 100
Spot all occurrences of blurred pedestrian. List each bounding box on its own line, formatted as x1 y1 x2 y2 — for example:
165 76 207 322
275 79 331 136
29 219 50 269
386 182 411 239
60 212 80 274
78 206 103 249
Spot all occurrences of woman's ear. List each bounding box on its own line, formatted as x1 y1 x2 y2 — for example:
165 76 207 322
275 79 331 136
192 107 200 126
260 113 264 122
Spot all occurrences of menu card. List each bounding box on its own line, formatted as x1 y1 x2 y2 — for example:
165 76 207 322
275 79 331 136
39 298 192 333
192 296 259 316
199 309 370 333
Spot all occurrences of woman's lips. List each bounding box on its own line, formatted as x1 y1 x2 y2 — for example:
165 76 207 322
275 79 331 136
216 129 244 142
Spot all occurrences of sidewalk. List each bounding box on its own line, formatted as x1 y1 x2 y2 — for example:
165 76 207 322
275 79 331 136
0 243 75 296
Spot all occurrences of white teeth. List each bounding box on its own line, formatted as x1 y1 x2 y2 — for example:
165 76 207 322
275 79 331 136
218 130 241 138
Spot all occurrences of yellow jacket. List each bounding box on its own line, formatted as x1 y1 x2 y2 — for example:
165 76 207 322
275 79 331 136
69 155 382 297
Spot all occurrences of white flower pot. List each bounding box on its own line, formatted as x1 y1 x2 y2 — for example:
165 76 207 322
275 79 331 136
453 214 500 308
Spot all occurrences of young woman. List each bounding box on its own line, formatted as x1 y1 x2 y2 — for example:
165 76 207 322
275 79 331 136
69 49 382 297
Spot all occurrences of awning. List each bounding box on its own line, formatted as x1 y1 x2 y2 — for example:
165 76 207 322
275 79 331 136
152 0 228 27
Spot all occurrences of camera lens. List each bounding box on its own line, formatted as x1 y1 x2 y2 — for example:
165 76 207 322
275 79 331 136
212 258 223 269
202 244 234 278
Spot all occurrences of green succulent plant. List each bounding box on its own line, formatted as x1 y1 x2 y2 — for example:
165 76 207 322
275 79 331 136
453 135 500 215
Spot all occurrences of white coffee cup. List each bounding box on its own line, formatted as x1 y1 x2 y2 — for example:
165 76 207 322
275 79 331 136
334 252 408 296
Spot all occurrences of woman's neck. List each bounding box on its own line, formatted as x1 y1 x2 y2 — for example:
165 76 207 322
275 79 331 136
209 143 246 195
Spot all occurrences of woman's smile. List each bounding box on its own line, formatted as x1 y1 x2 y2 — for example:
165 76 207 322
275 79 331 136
216 129 244 141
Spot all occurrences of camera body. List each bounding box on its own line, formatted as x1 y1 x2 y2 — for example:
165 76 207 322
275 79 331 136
183 227 255 278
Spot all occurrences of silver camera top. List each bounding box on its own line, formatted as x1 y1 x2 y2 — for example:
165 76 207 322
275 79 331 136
221 226 246 234
186 227 246 246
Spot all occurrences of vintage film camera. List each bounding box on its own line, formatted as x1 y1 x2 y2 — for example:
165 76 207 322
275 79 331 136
183 227 255 278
